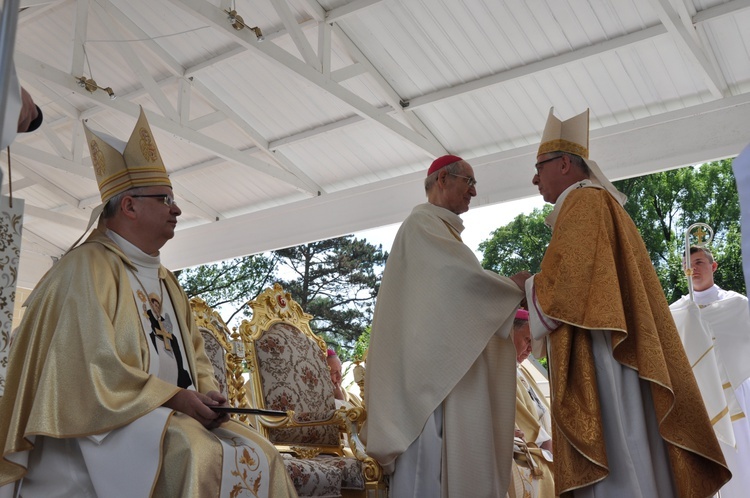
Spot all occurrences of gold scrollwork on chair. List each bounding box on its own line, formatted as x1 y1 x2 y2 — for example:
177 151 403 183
189 297 252 424
239 283 387 497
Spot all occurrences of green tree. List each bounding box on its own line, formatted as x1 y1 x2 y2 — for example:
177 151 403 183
479 204 553 275
274 236 388 357
176 254 279 325
613 159 743 302
479 160 743 303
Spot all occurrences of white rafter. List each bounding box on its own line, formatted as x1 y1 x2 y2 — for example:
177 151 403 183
15 52 318 194
70 0 88 77
650 0 726 98
172 0 444 157
270 0 321 71
189 78 324 194
89 1 180 121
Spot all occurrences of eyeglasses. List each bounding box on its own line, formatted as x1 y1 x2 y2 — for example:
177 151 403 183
534 155 563 172
130 194 177 207
447 172 477 187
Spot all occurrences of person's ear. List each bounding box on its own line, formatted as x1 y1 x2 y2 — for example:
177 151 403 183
438 170 448 187
120 195 139 220
711 261 718 273
559 155 572 175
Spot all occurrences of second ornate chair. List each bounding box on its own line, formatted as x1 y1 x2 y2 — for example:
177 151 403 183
240 283 387 498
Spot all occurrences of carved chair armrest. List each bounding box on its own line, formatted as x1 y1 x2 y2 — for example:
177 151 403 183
256 409 344 430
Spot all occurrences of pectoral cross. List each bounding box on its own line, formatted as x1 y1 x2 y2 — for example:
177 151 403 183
154 322 173 351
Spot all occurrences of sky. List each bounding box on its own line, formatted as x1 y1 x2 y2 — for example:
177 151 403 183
354 196 548 259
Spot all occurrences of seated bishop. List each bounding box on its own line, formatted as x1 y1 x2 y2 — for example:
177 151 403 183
0 107 296 498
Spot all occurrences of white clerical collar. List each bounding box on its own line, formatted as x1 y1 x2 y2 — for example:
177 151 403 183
544 180 601 229
106 229 161 270
693 284 722 307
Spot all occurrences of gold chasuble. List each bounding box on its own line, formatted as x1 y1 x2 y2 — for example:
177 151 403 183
0 229 295 497
535 187 730 497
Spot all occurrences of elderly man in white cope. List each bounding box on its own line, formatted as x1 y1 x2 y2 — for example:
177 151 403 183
364 154 528 498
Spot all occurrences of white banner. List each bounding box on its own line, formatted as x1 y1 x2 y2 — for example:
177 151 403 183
0 195 23 397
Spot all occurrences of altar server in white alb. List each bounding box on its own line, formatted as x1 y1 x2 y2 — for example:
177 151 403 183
0 107 296 497
670 244 750 498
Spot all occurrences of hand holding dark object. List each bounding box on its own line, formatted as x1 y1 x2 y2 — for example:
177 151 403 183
163 389 229 429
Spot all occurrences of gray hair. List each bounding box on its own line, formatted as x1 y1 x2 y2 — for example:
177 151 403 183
424 161 465 193
562 152 590 177
101 187 146 219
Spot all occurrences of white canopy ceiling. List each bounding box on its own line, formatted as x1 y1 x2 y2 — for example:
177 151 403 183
6 0 750 289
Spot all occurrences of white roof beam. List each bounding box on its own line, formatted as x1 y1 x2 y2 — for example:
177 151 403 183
11 143 92 178
97 0 185 77
184 47 246 77
22 228 66 259
179 77 191 126
1 178 35 195
41 127 72 160
326 0 385 23
331 62 366 82
271 0 321 71
406 24 667 109
188 110 225 130
19 0 69 24
89 2 180 122
15 52 317 194
319 21 332 77
70 0 89 77
404 1 748 111
651 0 726 98
10 161 80 207
693 0 750 22
173 0 444 157
301 0 326 22
190 77 324 194
170 189 224 222
24 205 87 230
332 23 446 155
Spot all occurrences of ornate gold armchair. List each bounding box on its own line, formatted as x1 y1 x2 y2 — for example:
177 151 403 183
239 283 387 498
189 297 253 424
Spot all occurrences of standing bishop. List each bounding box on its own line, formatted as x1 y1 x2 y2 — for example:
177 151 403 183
525 108 730 498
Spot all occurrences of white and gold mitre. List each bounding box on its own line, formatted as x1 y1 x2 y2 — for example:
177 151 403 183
537 107 626 205
538 107 589 159
83 106 171 204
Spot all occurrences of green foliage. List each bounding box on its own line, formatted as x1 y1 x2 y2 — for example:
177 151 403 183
274 236 388 354
352 327 370 362
613 159 743 302
478 159 744 305
479 204 553 275
176 255 279 325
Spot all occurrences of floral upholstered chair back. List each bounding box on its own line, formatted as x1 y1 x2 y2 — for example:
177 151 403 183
240 284 340 449
189 297 251 419
190 297 230 398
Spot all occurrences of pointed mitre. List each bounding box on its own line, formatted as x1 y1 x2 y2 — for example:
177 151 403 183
83 106 171 205
538 107 626 205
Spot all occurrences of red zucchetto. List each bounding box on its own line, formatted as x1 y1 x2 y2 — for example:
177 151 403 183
427 154 463 176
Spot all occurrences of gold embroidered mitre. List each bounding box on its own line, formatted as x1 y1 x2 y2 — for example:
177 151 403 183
83 106 171 204
538 107 589 159
537 107 627 205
